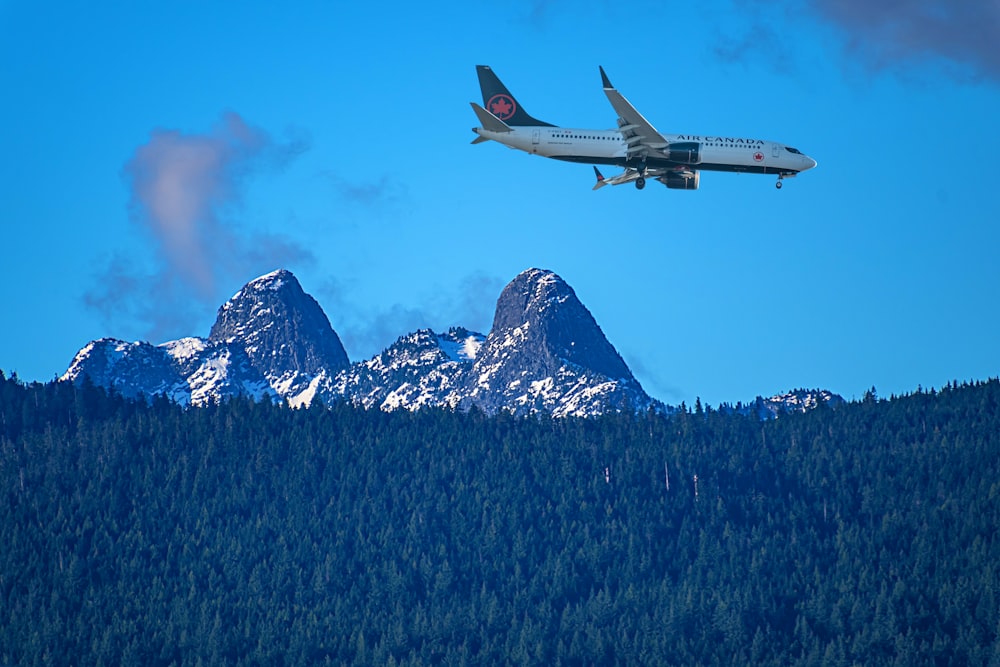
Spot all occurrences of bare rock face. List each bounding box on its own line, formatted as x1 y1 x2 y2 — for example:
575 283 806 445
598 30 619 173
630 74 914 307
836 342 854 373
209 269 350 397
459 269 656 417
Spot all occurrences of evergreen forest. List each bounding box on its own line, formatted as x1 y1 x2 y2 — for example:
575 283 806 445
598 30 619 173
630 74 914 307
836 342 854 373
2 371 1000 665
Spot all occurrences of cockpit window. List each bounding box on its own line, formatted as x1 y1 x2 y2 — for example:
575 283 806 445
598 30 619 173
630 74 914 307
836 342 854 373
785 146 802 155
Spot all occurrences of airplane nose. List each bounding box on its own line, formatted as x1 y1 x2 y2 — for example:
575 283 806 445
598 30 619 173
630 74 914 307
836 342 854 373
803 156 817 170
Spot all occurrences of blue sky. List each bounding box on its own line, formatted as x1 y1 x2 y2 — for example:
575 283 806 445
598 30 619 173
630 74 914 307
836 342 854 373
2 0 999 407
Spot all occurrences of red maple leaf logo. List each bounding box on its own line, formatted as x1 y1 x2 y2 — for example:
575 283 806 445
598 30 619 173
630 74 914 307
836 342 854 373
488 94 515 120
753 152 764 162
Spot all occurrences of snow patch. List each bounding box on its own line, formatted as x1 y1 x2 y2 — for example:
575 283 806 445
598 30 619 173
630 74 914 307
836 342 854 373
437 333 483 362
288 373 325 409
163 337 207 363
188 360 228 405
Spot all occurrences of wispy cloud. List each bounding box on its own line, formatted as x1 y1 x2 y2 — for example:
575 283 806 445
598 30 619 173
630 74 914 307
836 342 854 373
723 0 1000 83
83 255 210 344
318 272 504 361
806 0 1000 82
711 4 800 74
85 112 312 342
621 350 686 406
326 173 406 208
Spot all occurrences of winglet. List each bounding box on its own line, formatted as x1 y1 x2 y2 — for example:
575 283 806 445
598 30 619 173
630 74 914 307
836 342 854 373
599 66 613 90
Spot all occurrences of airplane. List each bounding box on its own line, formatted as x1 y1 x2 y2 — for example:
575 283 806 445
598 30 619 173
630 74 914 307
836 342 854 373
470 65 817 191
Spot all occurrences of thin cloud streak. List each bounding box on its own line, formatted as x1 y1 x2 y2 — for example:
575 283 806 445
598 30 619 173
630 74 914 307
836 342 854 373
324 172 408 213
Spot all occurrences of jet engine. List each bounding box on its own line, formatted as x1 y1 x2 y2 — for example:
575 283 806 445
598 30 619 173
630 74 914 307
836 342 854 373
659 171 700 190
663 142 701 164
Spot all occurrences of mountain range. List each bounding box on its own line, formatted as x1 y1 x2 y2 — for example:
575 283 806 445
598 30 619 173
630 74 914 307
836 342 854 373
62 268 839 417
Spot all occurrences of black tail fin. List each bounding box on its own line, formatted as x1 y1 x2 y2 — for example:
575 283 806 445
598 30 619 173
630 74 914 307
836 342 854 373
476 65 554 127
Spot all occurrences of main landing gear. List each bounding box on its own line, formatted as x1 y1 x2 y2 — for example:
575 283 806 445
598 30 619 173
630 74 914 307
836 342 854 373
776 180 783 189
631 159 648 190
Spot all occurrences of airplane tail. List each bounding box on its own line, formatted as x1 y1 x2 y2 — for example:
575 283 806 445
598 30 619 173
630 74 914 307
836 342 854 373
476 65 554 127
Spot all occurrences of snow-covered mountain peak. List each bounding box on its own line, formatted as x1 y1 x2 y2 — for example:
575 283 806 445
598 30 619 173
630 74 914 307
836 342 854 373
65 267 849 419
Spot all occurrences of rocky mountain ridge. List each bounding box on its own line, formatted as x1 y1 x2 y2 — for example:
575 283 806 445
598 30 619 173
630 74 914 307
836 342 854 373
62 268 840 417
63 268 665 416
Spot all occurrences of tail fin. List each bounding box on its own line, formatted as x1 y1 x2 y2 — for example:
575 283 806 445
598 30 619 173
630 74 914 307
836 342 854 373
476 65 554 127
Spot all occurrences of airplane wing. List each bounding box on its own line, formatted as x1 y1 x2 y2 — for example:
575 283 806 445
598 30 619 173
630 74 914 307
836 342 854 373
599 67 669 159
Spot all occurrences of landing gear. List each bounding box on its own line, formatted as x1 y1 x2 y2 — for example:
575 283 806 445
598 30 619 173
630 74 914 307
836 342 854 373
775 180 783 189
628 157 648 190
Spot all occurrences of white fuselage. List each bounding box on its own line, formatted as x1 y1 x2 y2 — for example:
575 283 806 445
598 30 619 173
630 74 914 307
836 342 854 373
474 126 817 176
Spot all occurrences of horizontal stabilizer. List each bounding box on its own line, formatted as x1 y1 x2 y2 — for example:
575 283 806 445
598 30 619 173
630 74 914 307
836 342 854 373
470 102 512 134
592 166 643 190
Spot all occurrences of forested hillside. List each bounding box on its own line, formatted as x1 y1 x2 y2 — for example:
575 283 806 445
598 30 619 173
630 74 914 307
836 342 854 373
2 371 999 665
